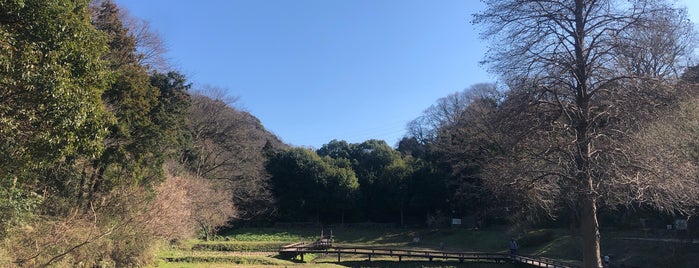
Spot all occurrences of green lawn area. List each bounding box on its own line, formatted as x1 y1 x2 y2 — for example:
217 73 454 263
152 226 699 268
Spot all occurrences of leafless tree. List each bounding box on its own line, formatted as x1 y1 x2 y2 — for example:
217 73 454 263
407 83 500 144
181 175 236 241
609 95 699 213
121 14 170 72
473 1 698 266
187 89 281 221
90 0 170 71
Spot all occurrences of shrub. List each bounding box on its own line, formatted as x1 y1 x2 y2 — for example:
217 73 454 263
191 241 287 252
518 229 556 248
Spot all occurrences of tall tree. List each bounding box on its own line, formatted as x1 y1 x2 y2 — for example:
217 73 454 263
405 84 502 221
187 92 281 221
89 0 169 71
0 0 110 181
407 83 499 145
268 148 358 222
474 1 698 267
434 93 502 220
0 0 111 223
75 0 177 209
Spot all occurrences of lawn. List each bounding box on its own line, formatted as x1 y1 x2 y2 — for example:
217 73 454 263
152 227 521 267
152 226 699 267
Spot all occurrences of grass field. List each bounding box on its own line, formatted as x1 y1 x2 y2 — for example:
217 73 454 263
151 226 699 267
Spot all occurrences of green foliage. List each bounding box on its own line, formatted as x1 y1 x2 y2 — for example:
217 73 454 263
85 3 192 200
268 148 358 222
0 1 196 266
517 229 556 248
162 255 284 265
316 139 449 224
223 228 320 242
269 138 452 224
149 71 192 158
69 2 192 209
191 241 287 252
0 0 110 183
0 185 42 234
92 0 138 68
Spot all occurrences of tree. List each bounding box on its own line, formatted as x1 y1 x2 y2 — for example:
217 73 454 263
318 139 449 224
0 0 112 229
89 0 169 71
180 175 236 241
267 148 358 222
431 94 501 221
396 137 426 158
381 156 448 227
474 1 698 266
317 139 355 160
0 0 110 184
187 91 282 221
73 1 185 209
149 71 192 158
407 83 499 144
321 156 360 224
404 84 503 222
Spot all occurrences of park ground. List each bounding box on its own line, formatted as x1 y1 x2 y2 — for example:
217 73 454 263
150 226 699 268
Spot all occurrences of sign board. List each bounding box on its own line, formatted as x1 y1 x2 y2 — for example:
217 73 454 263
451 218 462 225
675 219 688 230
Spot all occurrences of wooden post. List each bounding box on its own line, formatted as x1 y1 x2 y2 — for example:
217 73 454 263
399 256 402 262
300 254 304 262
368 254 371 261
337 252 341 262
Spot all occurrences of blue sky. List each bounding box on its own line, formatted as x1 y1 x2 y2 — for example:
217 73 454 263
114 0 699 149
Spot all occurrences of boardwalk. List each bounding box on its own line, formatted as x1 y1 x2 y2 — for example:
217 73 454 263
280 242 578 268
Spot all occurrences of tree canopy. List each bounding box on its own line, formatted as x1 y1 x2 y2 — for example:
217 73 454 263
473 0 698 266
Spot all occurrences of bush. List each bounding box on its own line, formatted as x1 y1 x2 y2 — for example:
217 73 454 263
0 187 42 236
191 241 287 252
163 255 279 265
2 186 173 267
518 229 556 248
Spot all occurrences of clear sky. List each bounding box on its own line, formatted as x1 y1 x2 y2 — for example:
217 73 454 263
114 0 699 149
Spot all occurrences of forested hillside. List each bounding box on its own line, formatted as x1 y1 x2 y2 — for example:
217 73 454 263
0 0 282 266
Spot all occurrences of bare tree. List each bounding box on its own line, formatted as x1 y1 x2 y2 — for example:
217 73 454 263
90 0 170 71
614 95 699 213
187 89 281 221
182 175 236 241
407 83 500 144
474 1 698 266
122 14 170 72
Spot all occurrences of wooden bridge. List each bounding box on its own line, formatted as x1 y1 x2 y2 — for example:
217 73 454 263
279 241 578 268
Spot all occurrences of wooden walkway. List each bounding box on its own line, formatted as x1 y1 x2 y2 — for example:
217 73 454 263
279 242 578 268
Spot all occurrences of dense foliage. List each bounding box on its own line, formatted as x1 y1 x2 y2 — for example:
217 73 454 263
0 0 277 265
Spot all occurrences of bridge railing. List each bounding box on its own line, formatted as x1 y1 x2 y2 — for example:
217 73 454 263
511 254 580 268
281 243 578 268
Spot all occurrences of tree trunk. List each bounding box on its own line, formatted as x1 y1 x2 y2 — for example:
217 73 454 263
83 162 102 212
198 222 210 241
76 165 89 207
580 194 601 268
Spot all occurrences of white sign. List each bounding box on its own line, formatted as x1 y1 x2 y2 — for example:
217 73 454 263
675 219 688 230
